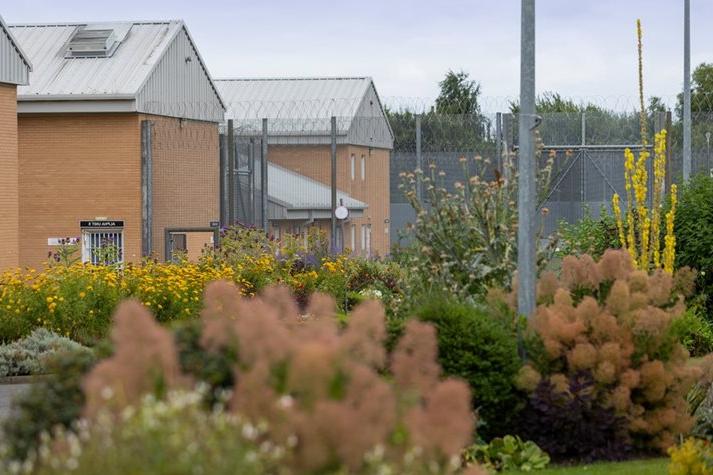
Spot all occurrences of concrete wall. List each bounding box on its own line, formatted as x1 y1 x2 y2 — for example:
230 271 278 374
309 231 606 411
146 114 219 260
0 83 19 270
267 144 390 257
17 113 143 269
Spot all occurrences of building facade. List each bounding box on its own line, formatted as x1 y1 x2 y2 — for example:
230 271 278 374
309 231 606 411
216 77 393 257
0 16 31 271
9 20 224 269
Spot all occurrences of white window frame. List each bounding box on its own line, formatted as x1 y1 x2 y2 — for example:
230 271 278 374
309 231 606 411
360 155 366 181
81 230 124 265
350 224 356 251
350 154 355 180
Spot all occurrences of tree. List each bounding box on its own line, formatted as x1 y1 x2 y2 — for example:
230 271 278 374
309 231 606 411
435 70 482 116
676 63 713 117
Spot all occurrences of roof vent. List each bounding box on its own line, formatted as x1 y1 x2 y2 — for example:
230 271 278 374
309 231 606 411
65 23 131 58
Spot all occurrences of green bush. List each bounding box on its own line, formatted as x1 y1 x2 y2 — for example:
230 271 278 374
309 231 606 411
0 328 91 378
674 173 713 316
463 435 550 472
556 206 620 260
670 306 713 357
1 349 96 461
414 295 523 439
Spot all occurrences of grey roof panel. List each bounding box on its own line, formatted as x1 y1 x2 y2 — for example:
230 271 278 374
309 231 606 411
257 160 367 211
9 20 225 121
0 15 31 85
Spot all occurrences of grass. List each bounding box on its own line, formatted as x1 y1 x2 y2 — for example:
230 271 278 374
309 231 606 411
503 458 668 474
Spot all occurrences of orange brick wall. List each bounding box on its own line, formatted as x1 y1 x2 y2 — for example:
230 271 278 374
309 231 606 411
267 144 391 257
18 113 143 269
0 84 19 271
145 115 219 260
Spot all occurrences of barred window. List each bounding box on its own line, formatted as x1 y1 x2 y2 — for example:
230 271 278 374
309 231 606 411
81 230 124 265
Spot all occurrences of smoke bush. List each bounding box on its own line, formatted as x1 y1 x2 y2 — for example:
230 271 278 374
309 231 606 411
514 249 699 457
52 283 483 474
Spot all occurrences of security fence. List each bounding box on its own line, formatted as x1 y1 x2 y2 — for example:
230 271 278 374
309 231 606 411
211 99 713 254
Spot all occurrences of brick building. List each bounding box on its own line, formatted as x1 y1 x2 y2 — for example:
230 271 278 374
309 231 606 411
215 77 393 257
7 20 225 269
0 16 31 271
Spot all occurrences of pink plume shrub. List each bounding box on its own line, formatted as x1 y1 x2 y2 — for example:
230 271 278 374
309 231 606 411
81 282 479 474
515 249 700 453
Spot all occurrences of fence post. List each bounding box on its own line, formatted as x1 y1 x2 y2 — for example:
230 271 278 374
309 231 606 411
219 132 227 226
331 116 337 253
416 115 423 200
665 110 673 194
683 0 692 182
227 119 235 225
249 137 255 226
141 120 153 257
581 112 586 146
518 0 537 321
261 118 269 233
503 113 514 181
495 112 502 174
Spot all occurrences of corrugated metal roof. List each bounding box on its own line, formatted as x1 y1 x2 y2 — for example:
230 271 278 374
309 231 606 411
216 77 372 122
261 160 366 211
9 20 225 121
216 77 394 148
0 15 31 85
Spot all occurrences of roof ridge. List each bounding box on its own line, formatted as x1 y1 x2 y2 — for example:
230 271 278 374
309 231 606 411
8 20 180 28
214 76 371 82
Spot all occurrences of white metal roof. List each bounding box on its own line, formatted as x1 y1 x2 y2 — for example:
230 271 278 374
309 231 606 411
216 77 393 148
0 15 31 85
256 160 366 211
9 20 225 121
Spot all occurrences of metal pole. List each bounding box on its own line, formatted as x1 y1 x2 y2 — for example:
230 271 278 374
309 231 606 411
261 118 269 233
495 112 502 172
706 131 711 176
227 119 235 225
249 137 255 226
140 120 153 257
581 112 586 147
518 0 537 320
415 115 423 200
219 132 227 226
683 0 692 182
330 116 337 253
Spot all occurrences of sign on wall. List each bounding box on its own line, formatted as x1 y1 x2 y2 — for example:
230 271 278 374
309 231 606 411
80 220 124 228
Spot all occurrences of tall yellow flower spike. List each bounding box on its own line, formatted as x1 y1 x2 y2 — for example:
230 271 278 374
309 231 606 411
609 20 676 273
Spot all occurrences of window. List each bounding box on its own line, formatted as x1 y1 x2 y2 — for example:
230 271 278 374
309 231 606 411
350 154 355 180
81 230 124 265
360 155 366 181
360 224 371 257
350 224 356 251
272 223 281 241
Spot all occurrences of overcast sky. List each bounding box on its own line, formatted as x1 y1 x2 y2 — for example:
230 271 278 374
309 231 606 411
4 0 712 111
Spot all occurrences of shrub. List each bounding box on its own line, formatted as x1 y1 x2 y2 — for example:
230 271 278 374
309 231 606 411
668 438 713 475
42 283 484 474
0 328 90 378
514 250 699 457
414 296 522 439
463 435 550 472
670 306 713 357
556 206 619 260
398 151 554 301
517 372 632 462
673 173 713 316
1 348 96 462
21 389 281 475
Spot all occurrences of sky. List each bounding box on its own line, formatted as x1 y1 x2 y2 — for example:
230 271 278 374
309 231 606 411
3 0 712 111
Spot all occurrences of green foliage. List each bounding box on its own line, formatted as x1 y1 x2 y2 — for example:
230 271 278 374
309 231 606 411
0 328 91 377
673 173 713 316
172 319 236 405
670 307 713 357
435 70 482 116
414 295 523 439
556 207 620 260
399 152 553 300
1 349 96 461
464 435 550 472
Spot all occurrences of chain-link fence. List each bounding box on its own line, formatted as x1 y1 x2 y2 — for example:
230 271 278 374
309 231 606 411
210 92 713 254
